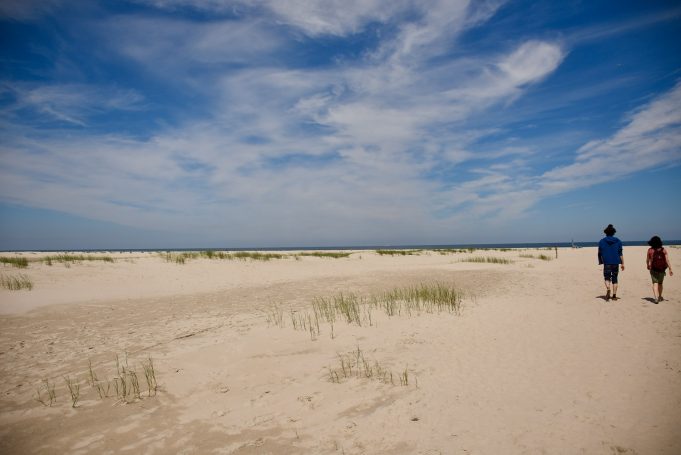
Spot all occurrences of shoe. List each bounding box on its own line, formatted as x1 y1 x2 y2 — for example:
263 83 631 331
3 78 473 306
659 296 664 302
612 294 617 301
605 290 610 301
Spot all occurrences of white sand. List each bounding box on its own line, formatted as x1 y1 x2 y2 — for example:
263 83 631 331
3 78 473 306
0 247 679 454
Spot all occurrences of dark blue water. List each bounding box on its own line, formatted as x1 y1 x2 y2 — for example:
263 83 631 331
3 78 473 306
4 240 679 253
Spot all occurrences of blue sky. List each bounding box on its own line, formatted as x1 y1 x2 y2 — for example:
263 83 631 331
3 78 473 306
1 0 680 249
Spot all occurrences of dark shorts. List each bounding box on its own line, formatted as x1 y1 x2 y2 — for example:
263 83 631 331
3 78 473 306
603 264 619 283
650 269 666 284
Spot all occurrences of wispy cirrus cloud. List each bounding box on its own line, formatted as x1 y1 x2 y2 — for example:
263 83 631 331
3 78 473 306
437 81 681 219
1 83 145 126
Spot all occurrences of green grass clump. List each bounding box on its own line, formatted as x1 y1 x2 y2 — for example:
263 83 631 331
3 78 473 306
0 273 33 290
231 251 284 261
296 252 351 259
163 250 287 264
460 256 513 264
432 248 473 255
281 283 464 340
378 283 463 316
44 254 115 265
0 256 29 268
375 249 422 256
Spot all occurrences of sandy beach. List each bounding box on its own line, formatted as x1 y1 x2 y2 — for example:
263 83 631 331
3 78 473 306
0 247 679 454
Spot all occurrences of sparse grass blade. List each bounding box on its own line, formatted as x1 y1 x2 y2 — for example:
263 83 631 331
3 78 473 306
63 376 80 408
142 357 158 397
35 379 57 406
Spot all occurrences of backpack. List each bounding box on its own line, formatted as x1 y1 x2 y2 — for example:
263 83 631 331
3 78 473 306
651 248 667 271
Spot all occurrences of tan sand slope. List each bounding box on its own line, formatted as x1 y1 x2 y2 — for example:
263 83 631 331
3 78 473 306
0 247 679 454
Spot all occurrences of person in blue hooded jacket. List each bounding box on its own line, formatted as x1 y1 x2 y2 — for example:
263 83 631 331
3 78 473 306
598 224 625 301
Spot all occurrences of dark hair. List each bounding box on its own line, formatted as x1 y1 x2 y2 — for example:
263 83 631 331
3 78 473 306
648 235 663 249
603 224 616 236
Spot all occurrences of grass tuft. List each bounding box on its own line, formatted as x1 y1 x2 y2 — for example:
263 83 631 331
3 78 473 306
44 254 115 265
519 253 553 261
162 250 287 264
459 256 513 264
281 283 464 340
328 346 413 387
0 273 33 290
0 257 29 268
375 249 421 256
63 376 80 408
35 379 57 406
142 357 158 397
295 252 351 259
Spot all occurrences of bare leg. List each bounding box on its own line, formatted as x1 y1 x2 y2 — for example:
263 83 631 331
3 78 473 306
659 282 664 301
652 283 659 301
612 283 618 299
604 280 611 300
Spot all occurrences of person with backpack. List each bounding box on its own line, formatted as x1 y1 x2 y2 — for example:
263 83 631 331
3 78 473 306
598 224 624 301
646 236 673 303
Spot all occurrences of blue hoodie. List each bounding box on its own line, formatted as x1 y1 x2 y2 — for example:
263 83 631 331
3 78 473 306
598 236 623 265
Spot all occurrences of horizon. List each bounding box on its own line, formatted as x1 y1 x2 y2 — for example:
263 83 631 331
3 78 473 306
1 1 681 250
2 239 680 254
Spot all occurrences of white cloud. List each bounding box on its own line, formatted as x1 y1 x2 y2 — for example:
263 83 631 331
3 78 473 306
436 81 681 221
498 40 565 86
541 81 681 187
1 83 145 125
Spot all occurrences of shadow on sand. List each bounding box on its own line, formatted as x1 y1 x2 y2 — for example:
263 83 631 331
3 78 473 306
642 297 658 304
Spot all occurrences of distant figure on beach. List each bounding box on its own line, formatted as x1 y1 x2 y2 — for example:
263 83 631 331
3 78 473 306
646 236 673 304
598 224 624 301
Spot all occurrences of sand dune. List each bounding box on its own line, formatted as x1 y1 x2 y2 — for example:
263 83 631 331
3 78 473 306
0 247 679 454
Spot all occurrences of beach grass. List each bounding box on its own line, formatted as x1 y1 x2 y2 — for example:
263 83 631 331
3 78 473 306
431 248 474 254
63 376 80 408
519 253 553 261
295 252 352 259
142 357 158 397
163 250 287 263
0 273 33 290
32 354 160 410
328 346 412 387
283 283 463 340
377 282 464 316
459 256 514 264
375 249 422 256
35 379 57 406
0 256 29 268
44 254 115 266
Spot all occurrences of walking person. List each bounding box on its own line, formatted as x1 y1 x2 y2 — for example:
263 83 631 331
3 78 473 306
646 236 673 303
598 224 624 301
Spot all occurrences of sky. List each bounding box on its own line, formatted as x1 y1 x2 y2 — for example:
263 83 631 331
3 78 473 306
1 0 680 250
